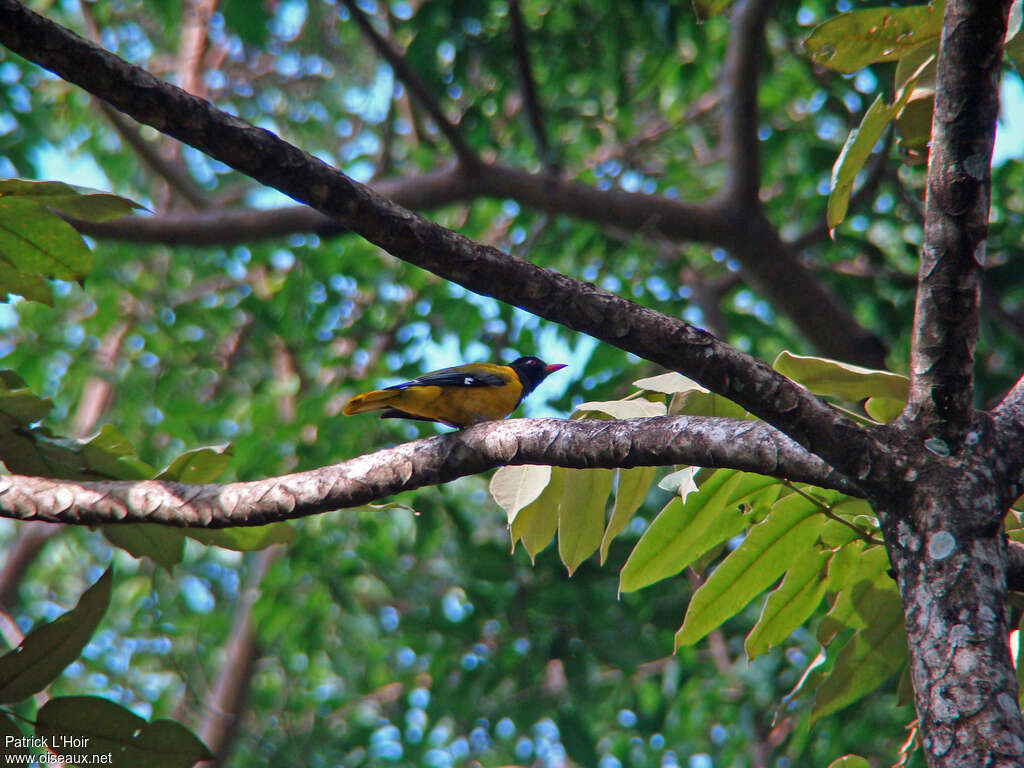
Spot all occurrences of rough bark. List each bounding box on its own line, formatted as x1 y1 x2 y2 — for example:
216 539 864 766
0 416 858 528
902 0 1008 449
881 0 1021 765
875 426 1024 766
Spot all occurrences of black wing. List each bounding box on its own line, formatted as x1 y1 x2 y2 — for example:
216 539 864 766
385 366 507 390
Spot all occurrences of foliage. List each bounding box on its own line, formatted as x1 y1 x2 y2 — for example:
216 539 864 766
1 0 1020 765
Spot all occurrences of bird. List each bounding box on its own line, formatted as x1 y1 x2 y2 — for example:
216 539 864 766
342 356 567 429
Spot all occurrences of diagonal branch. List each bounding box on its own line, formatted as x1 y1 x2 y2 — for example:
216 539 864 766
508 0 557 172
901 0 1011 448
0 416 861 529
70 158 887 367
78 0 214 208
338 0 479 169
0 0 886 480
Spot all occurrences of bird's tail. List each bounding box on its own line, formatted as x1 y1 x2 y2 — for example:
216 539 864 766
342 389 399 415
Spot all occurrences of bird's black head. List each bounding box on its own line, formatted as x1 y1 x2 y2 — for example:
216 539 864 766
509 356 566 396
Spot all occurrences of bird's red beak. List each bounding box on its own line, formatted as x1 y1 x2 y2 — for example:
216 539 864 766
545 363 567 373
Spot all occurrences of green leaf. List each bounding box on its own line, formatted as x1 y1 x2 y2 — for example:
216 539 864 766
824 55 934 229
894 46 938 160
826 757 871 768
864 396 905 423
559 468 614 575
35 696 212 768
600 465 657 564
745 547 830 658
510 465 563 561
0 712 31 759
0 568 112 703
0 179 143 221
0 197 92 281
0 256 52 303
185 523 297 551
826 540 866 590
620 470 779 593
812 585 907 721
804 2 944 74
0 373 53 425
667 387 747 419
675 492 825 648
491 464 552 520
157 443 233 482
817 546 893 646
102 526 186 571
222 0 271 46
774 351 909 402
81 424 153 479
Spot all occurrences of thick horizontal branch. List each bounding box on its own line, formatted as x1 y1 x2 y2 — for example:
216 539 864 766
0 417 860 528
0 0 888 483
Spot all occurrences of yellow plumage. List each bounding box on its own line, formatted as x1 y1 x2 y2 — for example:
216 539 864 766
342 358 565 429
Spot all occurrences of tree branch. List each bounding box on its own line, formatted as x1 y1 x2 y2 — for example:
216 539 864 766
0 416 861 528
0 0 887 479
72 158 886 367
196 546 279 767
1007 539 1024 593
508 0 556 172
901 0 1010 448
994 374 1024 490
338 0 479 169
718 0 771 208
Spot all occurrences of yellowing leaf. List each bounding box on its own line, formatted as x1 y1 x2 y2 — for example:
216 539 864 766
558 468 613 575
510 466 564 560
774 351 909 402
491 464 553 521
573 399 666 419
632 372 705 395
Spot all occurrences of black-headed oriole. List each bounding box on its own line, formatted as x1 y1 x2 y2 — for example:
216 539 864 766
342 356 566 428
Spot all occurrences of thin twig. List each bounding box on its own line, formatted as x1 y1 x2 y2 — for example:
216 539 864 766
508 0 557 172
782 480 884 545
339 0 479 168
